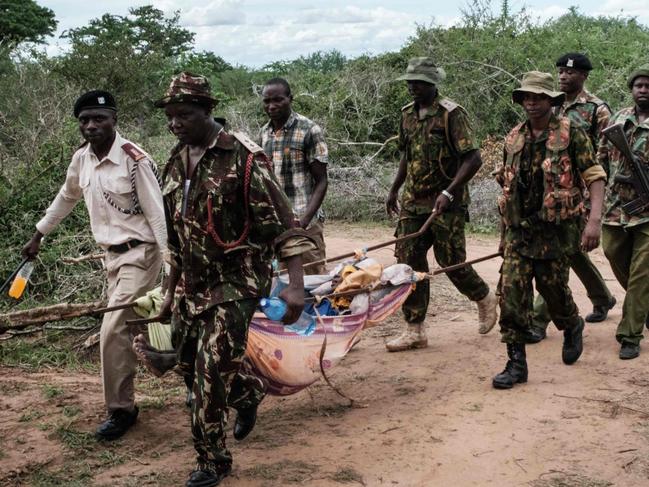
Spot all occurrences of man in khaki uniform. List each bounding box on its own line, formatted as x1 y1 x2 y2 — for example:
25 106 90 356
22 91 166 440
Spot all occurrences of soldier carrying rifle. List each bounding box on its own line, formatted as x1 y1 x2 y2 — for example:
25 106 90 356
598 63 649 360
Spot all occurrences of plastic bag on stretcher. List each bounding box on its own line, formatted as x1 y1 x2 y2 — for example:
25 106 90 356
245 275 414 396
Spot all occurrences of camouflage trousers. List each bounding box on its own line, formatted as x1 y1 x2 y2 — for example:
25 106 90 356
531 249 613 330
395 210 489 324
498 248 581 343
172 298 266 471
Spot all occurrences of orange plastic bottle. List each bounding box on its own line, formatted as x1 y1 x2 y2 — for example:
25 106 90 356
8 261 34 299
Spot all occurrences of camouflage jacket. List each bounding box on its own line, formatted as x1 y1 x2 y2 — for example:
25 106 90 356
398 96 480 214
162 129 313 316
555 89 612 176
497 114 606 259
598 106 649 228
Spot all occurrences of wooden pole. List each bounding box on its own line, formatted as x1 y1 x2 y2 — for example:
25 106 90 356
279 210 439 275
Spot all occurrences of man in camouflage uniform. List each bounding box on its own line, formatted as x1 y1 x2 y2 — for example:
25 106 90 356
385 57 497 352
598 64 649 360
492 72 606 389
154 72 314 486
529 53 616 342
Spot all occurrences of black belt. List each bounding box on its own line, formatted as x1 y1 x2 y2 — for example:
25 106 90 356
108 239 145 254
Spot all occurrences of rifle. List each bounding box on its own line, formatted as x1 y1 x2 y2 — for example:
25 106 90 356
602 123 649 215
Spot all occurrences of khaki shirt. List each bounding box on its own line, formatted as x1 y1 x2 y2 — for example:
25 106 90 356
36 132 167 253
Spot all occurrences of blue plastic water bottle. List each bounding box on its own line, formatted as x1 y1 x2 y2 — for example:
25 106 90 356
259 297 316 336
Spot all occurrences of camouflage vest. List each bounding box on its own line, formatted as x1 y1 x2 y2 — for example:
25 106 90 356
498 117 585 227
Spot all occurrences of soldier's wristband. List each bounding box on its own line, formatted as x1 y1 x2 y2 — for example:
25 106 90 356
441 189 454 202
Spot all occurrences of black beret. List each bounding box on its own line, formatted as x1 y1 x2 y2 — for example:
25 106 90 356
73 90 117 118
555 53 593 71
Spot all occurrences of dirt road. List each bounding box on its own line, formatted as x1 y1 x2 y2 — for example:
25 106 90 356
1 222 648 486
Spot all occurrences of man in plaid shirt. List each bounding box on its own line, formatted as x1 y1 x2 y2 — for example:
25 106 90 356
259 78 329 274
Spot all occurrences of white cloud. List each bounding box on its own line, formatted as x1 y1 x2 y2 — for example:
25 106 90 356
526 4 569 21
180 0 245 27
596 0 649 24
297 6 374 25
188 4 420 67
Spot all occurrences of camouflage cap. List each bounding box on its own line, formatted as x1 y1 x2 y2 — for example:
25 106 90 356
627 63 649 89
154 72 218 108
512 71 565 107
395 57 446 85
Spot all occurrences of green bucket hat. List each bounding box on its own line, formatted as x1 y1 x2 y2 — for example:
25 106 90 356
627 63 649 89
512 71 565 106
154 72 218 108
396 57 446 85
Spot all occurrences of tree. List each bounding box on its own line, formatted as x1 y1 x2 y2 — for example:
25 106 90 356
0 0 57 46
53 6 195 127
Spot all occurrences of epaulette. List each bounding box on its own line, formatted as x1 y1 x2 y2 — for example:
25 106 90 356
401 101 415 112
232 131 264 155
121 142 147 161
439 98 461 112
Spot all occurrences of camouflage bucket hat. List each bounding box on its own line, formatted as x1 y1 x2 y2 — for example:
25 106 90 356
627 63 649 89
395 57 446 85
512 71 565 106
154 72 218 108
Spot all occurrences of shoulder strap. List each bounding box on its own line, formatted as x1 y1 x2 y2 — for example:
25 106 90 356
232 131 264 155
588 101 609 143
401 101 415 112
438 98 459 112
439 99 460 158
121 142 147 161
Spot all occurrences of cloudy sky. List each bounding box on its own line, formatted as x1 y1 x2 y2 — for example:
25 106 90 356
39 0 648 67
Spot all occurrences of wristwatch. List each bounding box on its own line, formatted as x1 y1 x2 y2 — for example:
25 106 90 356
441 189 454 202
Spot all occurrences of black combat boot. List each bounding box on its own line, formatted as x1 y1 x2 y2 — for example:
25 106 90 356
562 317 584 365
492 343 528 389
233 405 258 440
585 297 616 323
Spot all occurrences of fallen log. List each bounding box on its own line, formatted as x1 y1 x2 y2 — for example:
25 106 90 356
0 301 136 334
61 253 105 264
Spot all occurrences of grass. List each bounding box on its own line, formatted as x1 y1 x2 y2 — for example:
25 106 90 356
530 474 613 487
19 409 45 422
0 330 97 371
331 466 365 484
63 405 81 417
42 384 64 399
28 464 94 487
53 423 96 452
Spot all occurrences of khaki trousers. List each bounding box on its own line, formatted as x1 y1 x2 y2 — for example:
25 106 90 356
302 219 327 275
101 243 162 412
602 223 649 345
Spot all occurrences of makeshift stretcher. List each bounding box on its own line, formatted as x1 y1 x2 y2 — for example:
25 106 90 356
245 279 414 396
